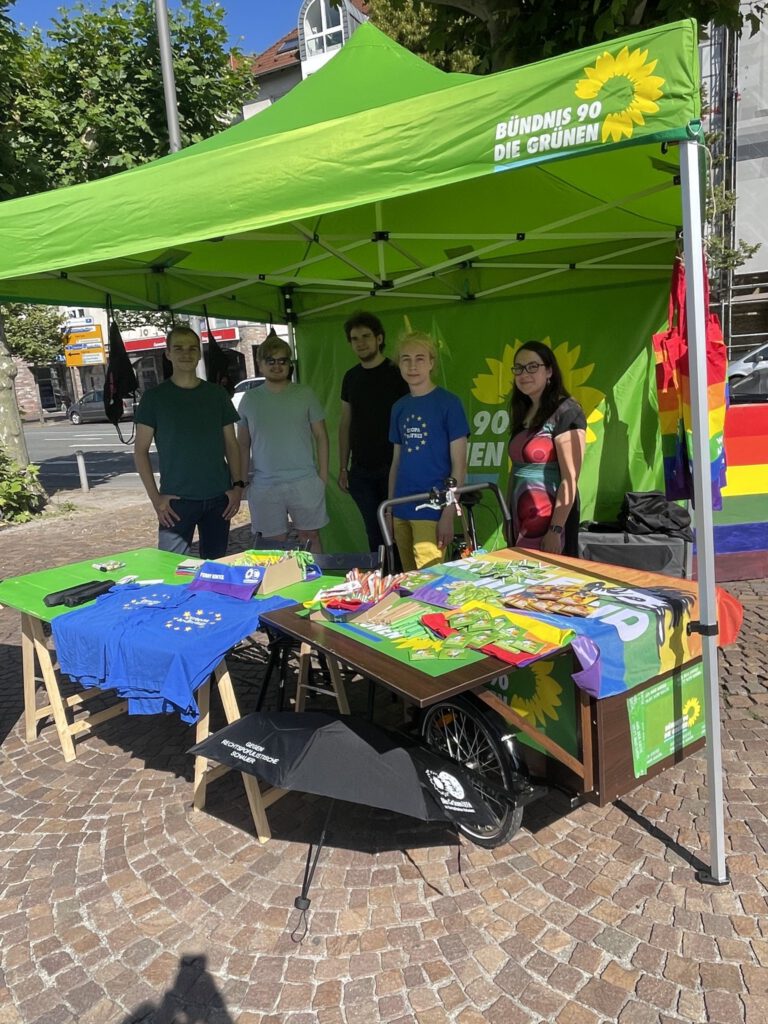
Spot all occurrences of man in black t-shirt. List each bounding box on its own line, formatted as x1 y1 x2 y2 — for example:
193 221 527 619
339 311 409 551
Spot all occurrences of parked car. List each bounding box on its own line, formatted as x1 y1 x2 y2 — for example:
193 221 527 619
232 376 266 413
67 389 136 424
727 341 768 383
730 367 768 404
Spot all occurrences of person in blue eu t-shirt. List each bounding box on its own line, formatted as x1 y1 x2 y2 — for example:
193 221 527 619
388 332 469 570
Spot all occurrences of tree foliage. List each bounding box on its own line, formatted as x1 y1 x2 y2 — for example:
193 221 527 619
0 304 66 365
371 0 767 72
367 0 478 71
6 0 257 195
0 444 45 524
0 1 27 195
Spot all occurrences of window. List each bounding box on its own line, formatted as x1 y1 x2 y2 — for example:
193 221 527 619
303 0 344 57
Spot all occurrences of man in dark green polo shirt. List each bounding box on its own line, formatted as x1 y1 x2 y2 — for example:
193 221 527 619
133 325 245 558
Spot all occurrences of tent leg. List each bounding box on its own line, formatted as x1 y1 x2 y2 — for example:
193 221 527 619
679 139 729 886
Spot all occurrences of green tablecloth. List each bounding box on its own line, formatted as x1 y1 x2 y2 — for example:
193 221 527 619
0 547 327 622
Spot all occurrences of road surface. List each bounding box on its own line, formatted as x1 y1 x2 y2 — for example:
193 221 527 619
23 419 156 496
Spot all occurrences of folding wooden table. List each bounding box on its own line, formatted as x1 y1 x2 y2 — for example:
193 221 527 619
0 547 322 842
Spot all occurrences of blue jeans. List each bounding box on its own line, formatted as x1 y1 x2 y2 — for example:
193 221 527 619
347 466 390 552
158 494 230 560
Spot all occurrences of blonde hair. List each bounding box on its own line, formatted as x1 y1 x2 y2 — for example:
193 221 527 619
258 334 291 362
395 330 438 363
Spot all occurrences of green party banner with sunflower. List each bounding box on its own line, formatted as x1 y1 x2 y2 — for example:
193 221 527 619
626 660 706 777
487 655 579 759
301 281 668 553
490 27 696 171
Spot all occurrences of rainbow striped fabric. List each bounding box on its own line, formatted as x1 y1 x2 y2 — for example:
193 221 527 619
713 404 768 562
652 259 728 510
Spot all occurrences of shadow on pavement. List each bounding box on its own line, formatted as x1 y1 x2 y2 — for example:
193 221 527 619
121 954 234 1024
0 643 23 747
616 797 710 873
35 449 157 498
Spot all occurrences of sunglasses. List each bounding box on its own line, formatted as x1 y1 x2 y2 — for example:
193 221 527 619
265 356 290 366
512 361 545 375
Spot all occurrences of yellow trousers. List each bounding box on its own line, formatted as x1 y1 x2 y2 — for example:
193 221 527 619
393 518 445 571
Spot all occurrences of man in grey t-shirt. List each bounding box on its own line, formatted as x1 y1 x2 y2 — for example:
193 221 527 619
237 335 329 553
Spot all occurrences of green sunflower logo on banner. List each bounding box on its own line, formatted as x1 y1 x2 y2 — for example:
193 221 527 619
575 46 665 144
507 660 563 726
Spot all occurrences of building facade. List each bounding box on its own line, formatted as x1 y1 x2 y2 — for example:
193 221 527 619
244 0 368 118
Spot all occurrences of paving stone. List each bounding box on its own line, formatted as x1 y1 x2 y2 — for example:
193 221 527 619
485 996 535 1024
617 1002 666 1024
555 1004 601 1024
1 507 767 1024
699 961 745 993
578 977 630 1018
634 974 679 1011
595 926 639 959
703 990 746 1024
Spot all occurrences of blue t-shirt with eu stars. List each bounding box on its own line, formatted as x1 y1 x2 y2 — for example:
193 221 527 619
389 387 469 520
51 583 292 722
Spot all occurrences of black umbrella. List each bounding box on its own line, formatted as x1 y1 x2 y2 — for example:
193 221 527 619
190 711 500 914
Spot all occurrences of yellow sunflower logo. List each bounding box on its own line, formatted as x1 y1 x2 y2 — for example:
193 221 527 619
682 697 701 729
575 46 665 144
506 660 562 727
471 337 605 443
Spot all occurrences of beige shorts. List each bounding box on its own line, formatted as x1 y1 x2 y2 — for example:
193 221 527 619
248 474 328 537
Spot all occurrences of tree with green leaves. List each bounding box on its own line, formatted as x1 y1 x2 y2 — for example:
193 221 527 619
0 303 66 366
369 0 766 72
366 0 478 71
9 0 257 193
0 1 29 196
0 304 65 468
1 0 255 479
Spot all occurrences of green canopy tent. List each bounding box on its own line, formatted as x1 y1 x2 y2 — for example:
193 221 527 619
0 20 727 882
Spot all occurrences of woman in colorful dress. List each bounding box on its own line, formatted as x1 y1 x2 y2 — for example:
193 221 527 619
507 341 586 556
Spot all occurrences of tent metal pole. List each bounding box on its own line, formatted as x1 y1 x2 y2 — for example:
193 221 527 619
155 0 182 154
375 203 387 282
678 139 729 886
65 274 159 309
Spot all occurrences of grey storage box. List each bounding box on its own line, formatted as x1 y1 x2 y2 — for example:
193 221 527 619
578 530 689 578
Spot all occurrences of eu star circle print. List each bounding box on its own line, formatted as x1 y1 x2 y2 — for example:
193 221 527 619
404 413 429 453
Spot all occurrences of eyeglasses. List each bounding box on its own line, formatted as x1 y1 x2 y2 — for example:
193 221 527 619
512 361 545 376
265 356 289 366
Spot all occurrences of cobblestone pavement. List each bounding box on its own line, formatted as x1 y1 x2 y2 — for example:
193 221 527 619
1 490 767 1024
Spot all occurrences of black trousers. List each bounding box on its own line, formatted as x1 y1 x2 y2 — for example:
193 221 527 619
347 465 390 553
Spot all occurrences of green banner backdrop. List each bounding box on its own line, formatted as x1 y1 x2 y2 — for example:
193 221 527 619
298 279 668 553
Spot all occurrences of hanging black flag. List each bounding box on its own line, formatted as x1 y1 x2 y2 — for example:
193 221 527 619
103 297 139 438
203 306 229 387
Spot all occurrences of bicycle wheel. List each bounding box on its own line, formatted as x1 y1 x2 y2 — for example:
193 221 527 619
421 695 523 848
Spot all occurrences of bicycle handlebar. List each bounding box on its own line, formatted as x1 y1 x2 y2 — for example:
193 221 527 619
377 481 512 572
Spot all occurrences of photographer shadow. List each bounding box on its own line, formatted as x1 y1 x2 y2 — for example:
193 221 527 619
121 954 234 1024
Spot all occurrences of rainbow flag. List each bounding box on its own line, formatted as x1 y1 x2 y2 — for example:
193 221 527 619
712 404 768 566
653 259 728 509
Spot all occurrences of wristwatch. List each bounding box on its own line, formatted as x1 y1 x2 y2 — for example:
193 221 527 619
232 480 246 488
548 524 563 534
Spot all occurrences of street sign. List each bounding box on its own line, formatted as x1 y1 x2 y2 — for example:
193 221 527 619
64 325 105 367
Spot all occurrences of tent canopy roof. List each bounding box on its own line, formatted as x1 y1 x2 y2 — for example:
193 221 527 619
0 20 700 322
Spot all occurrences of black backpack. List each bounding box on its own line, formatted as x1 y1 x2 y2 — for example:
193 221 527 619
619 491 693 541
